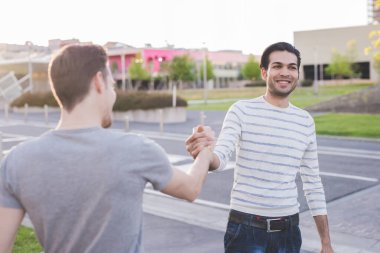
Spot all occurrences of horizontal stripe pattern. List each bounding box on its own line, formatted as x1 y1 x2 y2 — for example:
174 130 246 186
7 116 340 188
214 96 327 217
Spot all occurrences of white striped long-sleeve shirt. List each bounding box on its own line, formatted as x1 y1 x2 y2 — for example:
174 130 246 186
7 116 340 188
214 96 327 217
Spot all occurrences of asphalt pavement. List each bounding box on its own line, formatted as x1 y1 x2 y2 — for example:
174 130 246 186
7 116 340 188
1 110 380 253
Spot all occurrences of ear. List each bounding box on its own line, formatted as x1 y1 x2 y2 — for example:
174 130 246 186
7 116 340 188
261 67 267 80
93 71 105 93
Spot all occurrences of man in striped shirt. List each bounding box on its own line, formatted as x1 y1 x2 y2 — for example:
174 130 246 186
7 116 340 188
186 42 333 253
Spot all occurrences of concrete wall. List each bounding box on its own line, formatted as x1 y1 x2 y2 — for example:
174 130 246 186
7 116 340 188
294 24 380 81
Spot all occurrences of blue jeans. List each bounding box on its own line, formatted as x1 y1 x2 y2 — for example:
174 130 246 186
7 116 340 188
224 214 302 253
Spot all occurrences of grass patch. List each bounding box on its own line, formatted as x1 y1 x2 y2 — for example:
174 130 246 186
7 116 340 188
289 83 374 108
314 113 380 138
183 83 374 110
177 87 266 100
13 226 42 253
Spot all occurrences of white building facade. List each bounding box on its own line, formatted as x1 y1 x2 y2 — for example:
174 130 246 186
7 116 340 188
294 24 380 82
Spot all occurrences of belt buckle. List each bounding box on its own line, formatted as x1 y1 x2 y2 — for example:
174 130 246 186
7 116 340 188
266 218 282 232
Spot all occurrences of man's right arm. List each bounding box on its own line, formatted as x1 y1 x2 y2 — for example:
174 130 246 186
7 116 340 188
161 148 213 202
208 153 220 171
186 104 242 172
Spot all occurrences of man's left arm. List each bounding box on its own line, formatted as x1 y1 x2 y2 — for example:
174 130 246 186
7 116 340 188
313 215 333 253
0 207 25 253
300 118 333 252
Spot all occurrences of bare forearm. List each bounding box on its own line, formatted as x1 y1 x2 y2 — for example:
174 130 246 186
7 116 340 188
314 215 333 251
0 207 25 253
186 150 212 200
209 153 220 171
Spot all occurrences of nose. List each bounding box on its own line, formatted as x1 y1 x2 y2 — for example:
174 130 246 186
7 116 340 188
279 67 290 77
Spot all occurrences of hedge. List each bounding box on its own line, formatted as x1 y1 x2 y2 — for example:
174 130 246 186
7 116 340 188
10 91 187 111
244 80 266 87
113 90 187 111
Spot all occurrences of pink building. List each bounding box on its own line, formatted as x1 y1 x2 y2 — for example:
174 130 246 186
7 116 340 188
105 42 255 89
106 43 185 77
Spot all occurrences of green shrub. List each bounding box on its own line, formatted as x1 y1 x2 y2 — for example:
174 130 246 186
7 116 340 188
113 91 187 111
10 92 59 107
10 91 187 111
244 80 266 87
301 79 313 87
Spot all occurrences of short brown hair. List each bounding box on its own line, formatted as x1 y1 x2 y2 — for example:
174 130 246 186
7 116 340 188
48 44 108 112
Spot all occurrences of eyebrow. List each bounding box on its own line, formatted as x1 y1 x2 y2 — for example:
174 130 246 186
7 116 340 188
271 62 298 66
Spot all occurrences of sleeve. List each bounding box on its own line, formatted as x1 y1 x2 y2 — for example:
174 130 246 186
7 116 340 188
0 154 23 209
213 102 243 171
139 137 173 191
300 119 327 216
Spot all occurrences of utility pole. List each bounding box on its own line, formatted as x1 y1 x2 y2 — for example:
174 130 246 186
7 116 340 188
203 42 208 104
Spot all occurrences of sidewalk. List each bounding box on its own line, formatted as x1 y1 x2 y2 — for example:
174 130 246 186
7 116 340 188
141 185 380 253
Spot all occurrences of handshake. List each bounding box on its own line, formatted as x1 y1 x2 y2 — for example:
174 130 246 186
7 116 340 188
185 125 216 159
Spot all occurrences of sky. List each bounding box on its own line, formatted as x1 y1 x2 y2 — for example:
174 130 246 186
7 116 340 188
0 0 368 55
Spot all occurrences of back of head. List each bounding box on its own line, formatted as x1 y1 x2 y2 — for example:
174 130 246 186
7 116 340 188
260 42 301 70
48 44 108 112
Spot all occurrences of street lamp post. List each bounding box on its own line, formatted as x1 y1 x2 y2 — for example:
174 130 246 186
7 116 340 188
25 41 33 91
203 43 208 104
150 60 154 90
121 53 126 90
313 46 319 95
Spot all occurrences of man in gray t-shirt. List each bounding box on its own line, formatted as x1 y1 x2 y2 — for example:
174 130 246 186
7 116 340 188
0 45 214 253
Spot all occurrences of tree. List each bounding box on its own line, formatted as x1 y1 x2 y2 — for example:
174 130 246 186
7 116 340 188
346 40 360 78
200 58 214 81
364 1 380 80
128 53 150 90
365 30 380 78
324 49 353 79
168 55 196 89
241 55 261 81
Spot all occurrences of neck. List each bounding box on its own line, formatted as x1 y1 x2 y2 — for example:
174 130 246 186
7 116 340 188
56 101 102 130
263 92 289 108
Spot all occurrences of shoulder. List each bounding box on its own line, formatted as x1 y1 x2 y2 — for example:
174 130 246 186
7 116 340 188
0 133 47 170
228 96 263 112
96 129 149 145
109 131 165 154
289 103 315 126
234 96 263 107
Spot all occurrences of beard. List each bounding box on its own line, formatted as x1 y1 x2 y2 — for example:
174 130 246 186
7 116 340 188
101 113 113 128
267 80 297 98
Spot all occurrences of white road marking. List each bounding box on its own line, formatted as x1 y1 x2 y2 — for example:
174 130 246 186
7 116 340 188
319 171 378 182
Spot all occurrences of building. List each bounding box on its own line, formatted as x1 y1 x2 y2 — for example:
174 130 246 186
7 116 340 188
294 24 380 82
0 42 51 92
106 43 252 89
0 39 93 93
1 39 253 94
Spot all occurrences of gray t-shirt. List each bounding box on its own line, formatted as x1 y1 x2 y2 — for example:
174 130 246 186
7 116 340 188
0 127 173 253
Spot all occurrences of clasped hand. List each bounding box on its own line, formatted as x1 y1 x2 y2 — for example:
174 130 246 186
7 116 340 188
185 125 215 159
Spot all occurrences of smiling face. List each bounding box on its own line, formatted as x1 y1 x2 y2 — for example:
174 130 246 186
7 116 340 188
261 50 299 98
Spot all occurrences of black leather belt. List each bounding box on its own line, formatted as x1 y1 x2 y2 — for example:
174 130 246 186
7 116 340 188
228 209 299 232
